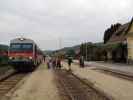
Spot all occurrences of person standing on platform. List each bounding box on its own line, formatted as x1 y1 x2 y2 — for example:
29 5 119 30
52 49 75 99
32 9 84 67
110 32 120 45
57 57 61 69
79 56 84 68
52 57 56 69
46 56 51 69
68 57 72 71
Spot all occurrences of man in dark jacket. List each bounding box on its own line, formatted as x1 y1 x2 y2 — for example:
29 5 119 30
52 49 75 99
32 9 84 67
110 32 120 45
68 57 72 70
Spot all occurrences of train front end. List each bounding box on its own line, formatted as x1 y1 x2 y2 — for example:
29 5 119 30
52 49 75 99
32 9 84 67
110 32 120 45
8 38 35 71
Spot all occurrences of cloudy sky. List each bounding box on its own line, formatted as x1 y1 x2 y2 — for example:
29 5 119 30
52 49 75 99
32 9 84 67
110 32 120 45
0 0 133 50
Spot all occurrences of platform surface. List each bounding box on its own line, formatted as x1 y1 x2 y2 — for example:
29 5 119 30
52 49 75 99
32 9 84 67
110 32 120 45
74 60 133 75
63 62 133 100
3 64 61 100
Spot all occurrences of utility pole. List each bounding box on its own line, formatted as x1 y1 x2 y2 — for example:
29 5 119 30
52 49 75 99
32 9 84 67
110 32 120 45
86 42 88 61
57 37 62 58
59 37 62 49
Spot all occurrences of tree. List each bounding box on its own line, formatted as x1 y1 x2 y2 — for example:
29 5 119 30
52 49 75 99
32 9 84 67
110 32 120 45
104 23 122 43
66 49 75 57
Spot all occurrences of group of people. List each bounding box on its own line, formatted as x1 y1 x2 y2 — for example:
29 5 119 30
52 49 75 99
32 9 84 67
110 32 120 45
67 56 85 70
46 55 85 70
46 57 62 69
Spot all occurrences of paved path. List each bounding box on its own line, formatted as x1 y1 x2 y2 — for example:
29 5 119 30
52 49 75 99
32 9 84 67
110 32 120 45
63 62 133 100
90 62 133 74
74 60 133 75
3 64 61 100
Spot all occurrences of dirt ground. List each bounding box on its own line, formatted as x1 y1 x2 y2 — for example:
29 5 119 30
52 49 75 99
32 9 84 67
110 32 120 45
2 64 61 100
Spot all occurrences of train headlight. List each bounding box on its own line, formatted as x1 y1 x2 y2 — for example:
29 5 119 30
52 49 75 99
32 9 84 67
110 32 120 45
29 56 33 60
9 57 13 60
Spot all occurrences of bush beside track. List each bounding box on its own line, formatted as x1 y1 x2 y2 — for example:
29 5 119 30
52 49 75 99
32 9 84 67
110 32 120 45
0 44 8 65
0 44 13 75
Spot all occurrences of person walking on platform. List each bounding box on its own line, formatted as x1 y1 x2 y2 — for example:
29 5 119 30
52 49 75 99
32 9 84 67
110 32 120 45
49 59 53 69
47 60 50 69
46 56 51 69
43 55 46 63
52 57 56 69
56 58 61 69
68 57 72 71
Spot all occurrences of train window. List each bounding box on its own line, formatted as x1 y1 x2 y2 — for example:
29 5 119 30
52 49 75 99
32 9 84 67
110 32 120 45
10 43 33 51
11 44 21 49
22 44 33 50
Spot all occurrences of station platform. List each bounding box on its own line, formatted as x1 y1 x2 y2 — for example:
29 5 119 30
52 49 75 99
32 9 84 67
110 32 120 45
63 62 133 100
3 62 133 100
74 60 133 75
3 64 61 100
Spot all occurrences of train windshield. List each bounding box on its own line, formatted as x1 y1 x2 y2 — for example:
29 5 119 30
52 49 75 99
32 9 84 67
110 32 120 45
10 43 33 51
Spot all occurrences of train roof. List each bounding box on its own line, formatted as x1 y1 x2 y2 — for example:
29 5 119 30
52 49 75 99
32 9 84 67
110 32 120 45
10 38 35 44
10 38 43 52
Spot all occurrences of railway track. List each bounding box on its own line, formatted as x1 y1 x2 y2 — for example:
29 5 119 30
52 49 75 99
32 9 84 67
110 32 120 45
93 68 133 81
0 71 28 98
54 69 111 100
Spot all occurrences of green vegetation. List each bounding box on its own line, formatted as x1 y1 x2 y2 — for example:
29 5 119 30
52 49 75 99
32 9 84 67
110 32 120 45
103 23 121 43
48 45 80 58
43 50 53 56
66 49 76 57
80 42 106 61
0 44 9 65
0 44 8 51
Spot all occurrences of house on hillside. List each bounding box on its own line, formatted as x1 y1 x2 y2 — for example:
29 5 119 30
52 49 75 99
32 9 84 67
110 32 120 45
105 17 133 63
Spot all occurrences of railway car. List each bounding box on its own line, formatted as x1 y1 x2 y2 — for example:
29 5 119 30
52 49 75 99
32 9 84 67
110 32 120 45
8 38 43 71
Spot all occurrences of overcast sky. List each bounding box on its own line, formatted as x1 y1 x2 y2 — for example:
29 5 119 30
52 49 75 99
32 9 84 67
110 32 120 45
0 0 133 50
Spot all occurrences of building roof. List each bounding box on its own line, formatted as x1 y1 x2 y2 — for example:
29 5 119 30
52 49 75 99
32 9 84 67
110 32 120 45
108 18 133 43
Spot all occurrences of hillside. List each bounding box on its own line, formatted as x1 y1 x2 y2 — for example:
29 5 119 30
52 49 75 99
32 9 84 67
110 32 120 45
0 44 8 51
55 44 80 53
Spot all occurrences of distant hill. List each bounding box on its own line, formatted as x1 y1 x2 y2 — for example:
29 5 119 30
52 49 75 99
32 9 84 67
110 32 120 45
43 45 80 56
43 42 104 57
53 45 81 58
43 50 54 55
56 44 80 52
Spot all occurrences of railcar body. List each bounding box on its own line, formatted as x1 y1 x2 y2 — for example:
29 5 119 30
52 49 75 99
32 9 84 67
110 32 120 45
8 38 43 71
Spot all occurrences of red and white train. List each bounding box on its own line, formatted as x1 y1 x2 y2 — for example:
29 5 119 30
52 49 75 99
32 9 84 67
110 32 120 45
8 38 43 71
